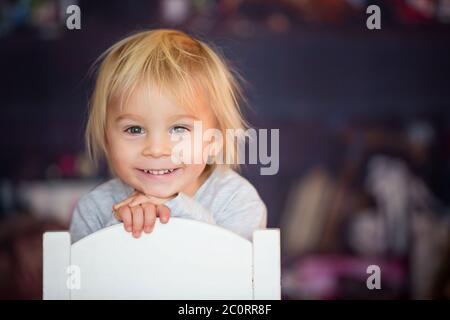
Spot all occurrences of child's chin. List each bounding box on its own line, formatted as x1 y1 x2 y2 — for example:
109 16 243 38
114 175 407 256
143 187 177 200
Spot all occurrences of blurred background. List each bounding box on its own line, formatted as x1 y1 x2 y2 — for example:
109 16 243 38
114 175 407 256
1 0 450 299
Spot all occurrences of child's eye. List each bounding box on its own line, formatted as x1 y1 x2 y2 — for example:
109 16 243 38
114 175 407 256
170 126 190 134
125 126 145 135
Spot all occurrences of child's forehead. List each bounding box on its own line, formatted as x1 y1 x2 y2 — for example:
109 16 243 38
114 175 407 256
109 81 211 119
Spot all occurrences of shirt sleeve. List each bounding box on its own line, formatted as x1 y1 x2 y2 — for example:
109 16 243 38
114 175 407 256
164 192 216 224
69 195 104 243
164 190 267 241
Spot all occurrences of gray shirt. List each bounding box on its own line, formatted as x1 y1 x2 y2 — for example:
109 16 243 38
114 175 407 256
69 167 267 243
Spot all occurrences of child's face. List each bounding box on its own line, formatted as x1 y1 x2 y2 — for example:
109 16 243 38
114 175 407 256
105 83 216 198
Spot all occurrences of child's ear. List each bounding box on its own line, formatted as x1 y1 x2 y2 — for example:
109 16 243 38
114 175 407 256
104 134 113 155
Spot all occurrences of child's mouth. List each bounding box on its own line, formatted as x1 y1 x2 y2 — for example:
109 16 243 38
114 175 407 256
136 167 181 178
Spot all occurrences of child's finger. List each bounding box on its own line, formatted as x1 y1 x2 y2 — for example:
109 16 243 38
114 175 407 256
118 206 132 232
142 203 156 233
113 191 138 211
129 194 153 207
131 205 144 238
157 204 170 224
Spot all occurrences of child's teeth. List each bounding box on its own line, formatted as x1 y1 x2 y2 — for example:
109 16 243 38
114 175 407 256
143 169 175 175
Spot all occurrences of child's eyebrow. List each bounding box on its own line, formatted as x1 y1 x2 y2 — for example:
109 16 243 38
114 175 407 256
115 114 143 122
115 113 200 122
169 114 200 121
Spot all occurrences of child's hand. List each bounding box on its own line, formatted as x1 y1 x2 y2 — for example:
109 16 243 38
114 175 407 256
112 191 175 238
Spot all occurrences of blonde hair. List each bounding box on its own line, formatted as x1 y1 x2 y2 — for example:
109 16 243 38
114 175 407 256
85 29 249 174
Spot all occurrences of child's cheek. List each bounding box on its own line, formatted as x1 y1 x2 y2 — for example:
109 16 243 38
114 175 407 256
108 141 138 172
171 136 204 165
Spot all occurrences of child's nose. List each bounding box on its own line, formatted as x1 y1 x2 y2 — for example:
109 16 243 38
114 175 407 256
141 134 171 158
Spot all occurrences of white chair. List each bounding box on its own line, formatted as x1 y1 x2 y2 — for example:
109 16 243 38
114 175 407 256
43 218 281 300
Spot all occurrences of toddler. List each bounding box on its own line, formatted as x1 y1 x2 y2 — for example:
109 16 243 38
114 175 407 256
70 29 267 243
